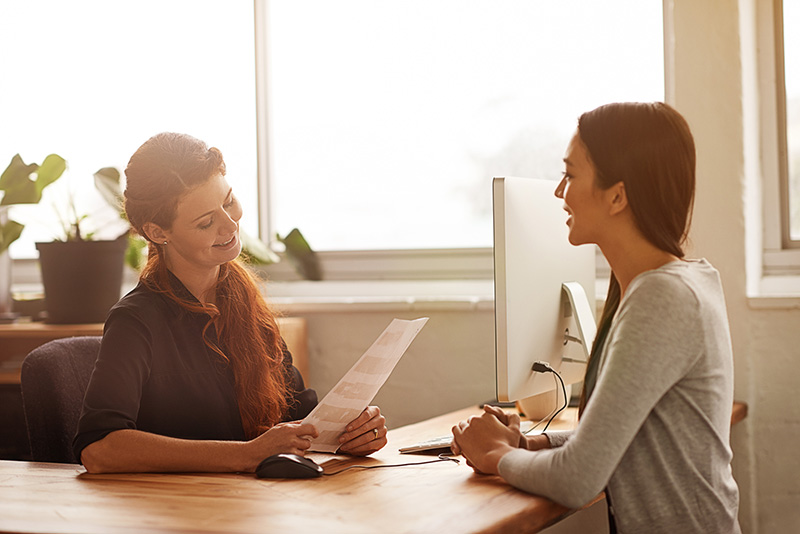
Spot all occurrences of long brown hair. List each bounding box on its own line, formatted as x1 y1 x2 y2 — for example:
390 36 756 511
124 132 290 438
576 102 696 414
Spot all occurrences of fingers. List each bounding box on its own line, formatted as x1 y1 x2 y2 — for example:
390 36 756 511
338 407 387 455
340 434 387 456
450 423 463 455
339 408 386 446
345 406 380 433
338 425 387 455
292 422 319 439
451 418 471 455
483 405 520 429
483 404 507 421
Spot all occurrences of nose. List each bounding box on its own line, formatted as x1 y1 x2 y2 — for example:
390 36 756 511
219 210 239 234
554 176 566 199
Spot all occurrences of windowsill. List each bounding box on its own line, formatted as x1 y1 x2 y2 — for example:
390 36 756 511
749 274 800 309
264 280 496 314
262 278 612 314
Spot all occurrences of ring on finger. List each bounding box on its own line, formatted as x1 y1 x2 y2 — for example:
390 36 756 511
373 428 379 440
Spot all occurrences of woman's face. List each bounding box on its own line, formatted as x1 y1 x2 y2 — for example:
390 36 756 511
161 172 243 273
554 131 606 246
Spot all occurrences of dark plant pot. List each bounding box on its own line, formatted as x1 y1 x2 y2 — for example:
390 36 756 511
36 237 128 324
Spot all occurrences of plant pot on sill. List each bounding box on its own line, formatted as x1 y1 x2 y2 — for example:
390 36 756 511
36 236 128 324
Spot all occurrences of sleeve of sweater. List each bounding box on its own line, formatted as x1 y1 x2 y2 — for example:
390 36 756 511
497 272 704 508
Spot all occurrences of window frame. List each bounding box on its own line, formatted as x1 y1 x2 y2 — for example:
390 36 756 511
253 0 655 283
253 0 496 281
761 0 800 280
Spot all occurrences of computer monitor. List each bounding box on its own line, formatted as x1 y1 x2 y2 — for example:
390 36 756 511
493 176 597 405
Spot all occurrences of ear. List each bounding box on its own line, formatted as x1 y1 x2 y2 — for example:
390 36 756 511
607 181 629 216
142 222 168 244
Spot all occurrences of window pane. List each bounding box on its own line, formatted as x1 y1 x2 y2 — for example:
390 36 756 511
1 0 257 259
784 0 800 240
266 0 664 251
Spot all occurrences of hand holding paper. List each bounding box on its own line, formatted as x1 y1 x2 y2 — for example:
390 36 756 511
303 317 429 453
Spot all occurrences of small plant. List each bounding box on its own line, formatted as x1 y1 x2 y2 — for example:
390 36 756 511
0 154 66 255
44 165 147 271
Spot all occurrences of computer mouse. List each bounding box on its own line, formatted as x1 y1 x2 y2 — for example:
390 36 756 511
255 453 324 479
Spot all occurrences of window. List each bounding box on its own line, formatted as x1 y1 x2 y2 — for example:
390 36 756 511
762 0 800 286
259 0 664 255
780 0 800 245
1 1 258 259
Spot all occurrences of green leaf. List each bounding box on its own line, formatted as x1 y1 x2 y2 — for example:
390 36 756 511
0 153 65 206
94 166 124 215
0 155 37 190
239 229 280 265
124 234 148 271
35 154 67 192
0 179 38 206
0 155 39 205
277 228 322 280
0 218 25 254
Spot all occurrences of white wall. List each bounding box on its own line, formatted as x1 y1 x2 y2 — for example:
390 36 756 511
669 0 799 532
280 305 496 431
273 1 800 532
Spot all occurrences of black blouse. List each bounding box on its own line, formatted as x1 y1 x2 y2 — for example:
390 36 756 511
72 275 317 461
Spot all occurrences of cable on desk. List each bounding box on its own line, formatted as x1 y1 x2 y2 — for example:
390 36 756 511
322 453 459 476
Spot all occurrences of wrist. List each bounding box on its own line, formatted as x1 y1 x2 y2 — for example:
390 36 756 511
486 443 515 475
522 434 551 451
238 439 263 473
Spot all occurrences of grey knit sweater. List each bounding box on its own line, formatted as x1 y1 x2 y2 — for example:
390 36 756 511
498 259 741 533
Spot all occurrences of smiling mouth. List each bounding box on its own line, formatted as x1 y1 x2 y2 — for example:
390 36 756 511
214 236 236 248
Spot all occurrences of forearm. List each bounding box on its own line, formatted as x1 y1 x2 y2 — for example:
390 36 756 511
80 429 258 474
521 433 552 451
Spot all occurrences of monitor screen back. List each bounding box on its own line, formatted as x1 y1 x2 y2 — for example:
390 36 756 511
493 176 596 402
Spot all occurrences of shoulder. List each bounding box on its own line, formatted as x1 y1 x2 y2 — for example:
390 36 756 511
105 282 181 333
615 263 702 336
617 260 724 341
630 259 722 304
625 260 718 309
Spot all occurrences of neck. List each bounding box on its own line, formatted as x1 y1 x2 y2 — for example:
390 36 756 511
164 257 219 304
599 231 679 298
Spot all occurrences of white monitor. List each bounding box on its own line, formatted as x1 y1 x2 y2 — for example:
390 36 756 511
493 176 597 403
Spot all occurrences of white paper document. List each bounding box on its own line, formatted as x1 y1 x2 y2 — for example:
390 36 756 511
303 317 429 453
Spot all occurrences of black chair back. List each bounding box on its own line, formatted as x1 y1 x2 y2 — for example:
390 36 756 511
20 336 102 463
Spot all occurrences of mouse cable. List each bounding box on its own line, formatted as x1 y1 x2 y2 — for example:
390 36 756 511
322 453 459 476
531 361 568 433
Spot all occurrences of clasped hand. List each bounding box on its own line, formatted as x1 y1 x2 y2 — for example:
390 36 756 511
450 405 526 475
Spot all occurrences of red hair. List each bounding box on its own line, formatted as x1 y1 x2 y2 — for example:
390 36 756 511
125 133 290 438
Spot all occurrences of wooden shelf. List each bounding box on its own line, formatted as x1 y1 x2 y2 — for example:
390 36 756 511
0 318 308 385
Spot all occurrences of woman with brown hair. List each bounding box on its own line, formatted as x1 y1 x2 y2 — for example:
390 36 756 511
74 132 387 473
451 102 740 533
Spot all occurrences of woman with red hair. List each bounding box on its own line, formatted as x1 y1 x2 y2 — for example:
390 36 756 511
74 132 386 473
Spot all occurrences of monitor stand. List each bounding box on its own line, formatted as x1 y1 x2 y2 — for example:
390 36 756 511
516 282 596 422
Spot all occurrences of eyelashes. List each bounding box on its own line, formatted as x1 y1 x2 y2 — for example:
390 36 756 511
198 196 237 230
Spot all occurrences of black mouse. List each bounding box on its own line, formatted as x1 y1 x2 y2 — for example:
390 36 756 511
256 453 324 479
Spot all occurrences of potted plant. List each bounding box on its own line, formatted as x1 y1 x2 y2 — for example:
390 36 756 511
35 166 133 324
0 154 66 321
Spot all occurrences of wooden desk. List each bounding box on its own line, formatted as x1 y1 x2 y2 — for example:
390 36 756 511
0 407 577 534
0 403 748 534
0 317 309 385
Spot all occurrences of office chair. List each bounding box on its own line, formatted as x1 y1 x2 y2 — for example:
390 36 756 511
20 336 102 464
